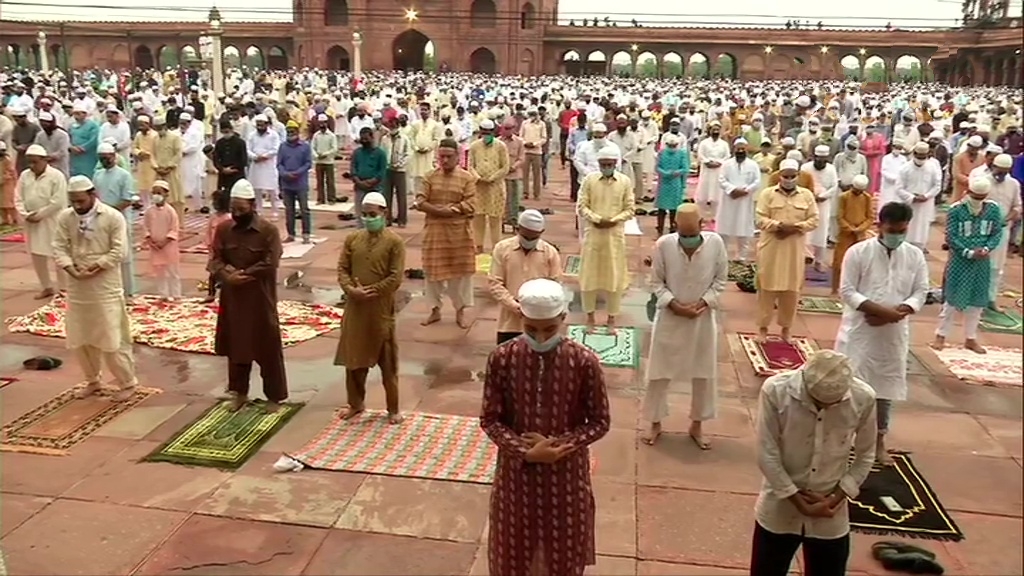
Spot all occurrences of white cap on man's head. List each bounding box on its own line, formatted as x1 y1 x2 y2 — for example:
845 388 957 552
994 154 1014 169
230 179 257 200
25 144 48 157
802 350 854 404
153 180 170 191
968 177 991 196
38 111 54 122
517 279 567 320
517 209 545 232
852 175 869 190
967 135 984 148
597 148 619 161
779 158 800 171
362 192 387 208
813 145 830 157
67 175 94 194
98 143 116 155
913 142 930 154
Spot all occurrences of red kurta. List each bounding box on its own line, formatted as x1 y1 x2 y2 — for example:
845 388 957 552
481 338 611 576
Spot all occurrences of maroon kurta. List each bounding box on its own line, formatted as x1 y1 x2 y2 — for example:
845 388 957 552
481 337 611 576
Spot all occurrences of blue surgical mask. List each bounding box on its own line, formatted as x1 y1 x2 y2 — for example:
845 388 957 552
880 233 905 250
519 237 538 250
362 215 385 232
523 333 561 353
600 167 616 178
678 234 702 249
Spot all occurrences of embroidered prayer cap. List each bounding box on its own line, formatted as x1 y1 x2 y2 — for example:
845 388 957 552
517 209 545 232
97 143 116 155
813 145 830 157
517 278 567 320
994 154 1014 169
795 95 811 107
9 106 26 117
153 116 167 126
779 158 800 171
67 175 95 194
733 137 748 147
852 175 869 190
362 192 388 208
37 111 55 122
986 144 1003 154
927 132 943 141
912 142 930 154
801 350 853 404
230 179 257 200
152 180 170 191
969 177 991 196
596 148 619 161
480 119 496 130
781 136 796 146
286 120 300 129
966 135 984 148
25 144 48 157
179 112 192 122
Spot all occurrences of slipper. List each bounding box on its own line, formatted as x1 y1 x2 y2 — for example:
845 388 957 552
539 208 554 215
689 433 711 450
22 356 63 371
871 541 944 575
635 208 648 216
404 268 425 280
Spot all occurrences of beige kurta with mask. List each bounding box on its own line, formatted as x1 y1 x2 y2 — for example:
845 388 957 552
132 129 159 192
408 119 443 178
151 130 184 205
52 202 133 352
14 166 68 256
578 172 635 293
468 138 510 218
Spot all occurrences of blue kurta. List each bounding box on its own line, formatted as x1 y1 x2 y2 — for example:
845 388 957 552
654 147 691 210
943 201 1004 310
69 120 100 177
93 166 138 296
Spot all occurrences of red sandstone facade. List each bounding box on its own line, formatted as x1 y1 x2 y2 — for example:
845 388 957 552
1 0 1021 85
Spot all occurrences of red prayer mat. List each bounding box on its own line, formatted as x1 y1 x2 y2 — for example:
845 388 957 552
931 346 1022 388
4 295 343 355
0 232 25 243
738 333 818 376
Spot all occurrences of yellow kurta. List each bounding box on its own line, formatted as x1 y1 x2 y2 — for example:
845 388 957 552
132 130 159 192
52 203 133 352
755 185 820 292
754 152 776 199
408 119 442 178
832 190 875 290
152 131 184 205
468 138 510 218
578 172 635 293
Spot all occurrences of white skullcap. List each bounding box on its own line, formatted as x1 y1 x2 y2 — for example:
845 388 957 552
968 177 991 196
317 114 328 121
785 149 804 161
994 154 1014 169
137 115 151 124
912 142 930 154
10 106 26 116
153 116 167 126
846 138 860 149
813 145 830 157
97 143 116 155
230 179 257 200
977 125 991 133
986 144 1003 154
254 114 269 123
517 278 567 320
263 107 275 116
967 135 984 148
852 174 869 190
795 95 811 107
733 137 748 146
480 119 496 130
802 350 853 404
71 102 88 113
37 111 55 122
361 191 387 208
0 141 6 151
592 123 608 133
664 134 681 146
779 159 800 171
152 180 170 190
928 133 943 141
67 175 94 193
641 110 651 118
25 144 48 157
596 148 619 161
179 112 192 122
781 136 796 146
517 209 545 232
892 139 905 149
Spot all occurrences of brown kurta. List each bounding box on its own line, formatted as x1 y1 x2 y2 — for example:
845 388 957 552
951 151 986 203
334 229 406 369
832 190 875 291
468 139 510 218
417 166 477 281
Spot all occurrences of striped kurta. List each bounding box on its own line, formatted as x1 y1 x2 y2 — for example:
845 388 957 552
417 166 477 281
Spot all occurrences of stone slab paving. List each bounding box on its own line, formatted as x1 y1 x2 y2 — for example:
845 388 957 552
0 164 1021 575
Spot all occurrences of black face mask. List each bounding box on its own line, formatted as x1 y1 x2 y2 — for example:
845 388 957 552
100 158 115 168
710 131 720 138
399 120 408 127
232 212 254 226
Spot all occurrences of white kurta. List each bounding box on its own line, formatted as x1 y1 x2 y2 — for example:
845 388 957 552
178 121 205 197
51 203 133 352
800 163 839 249
716 157 762 237
895 161 942 246
647 232 729 384
14 166 68 257
834 240 929 401
99 121 132 163
572 140 623 182
985 175 1023 288
639 121 660 174
695 137 730 204
246 129 281 190
878 153 907 211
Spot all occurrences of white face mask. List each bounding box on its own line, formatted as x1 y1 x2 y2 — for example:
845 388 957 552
913 158 926 167
966 196 985 212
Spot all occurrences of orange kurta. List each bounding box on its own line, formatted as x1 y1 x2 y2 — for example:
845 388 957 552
831 191 874 292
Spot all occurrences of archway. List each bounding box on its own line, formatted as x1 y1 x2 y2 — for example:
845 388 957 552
662 52 683 77
470 0 498 27
585 50 606 76
180 45 198 66
157 45 178 69
326 45 351 71
688 52 709 78
392 29 431 70
713 53 736 79
839 54 860 79
4 45 22 68
562 49 581 75
520 2 536 29
49 44 67 70
864 55 885 82
636 51 657 77
894 54 922 82
268 46 288 69
223 45 241 68
134 45 154 69
610 50 632 76
469 47 497 73
244 46 264 68
324 0 349 26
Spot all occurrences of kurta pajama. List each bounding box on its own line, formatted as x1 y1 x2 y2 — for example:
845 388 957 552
34 128 70 177
417 167 478 309
93 165 137 296
831 191 874 292
860 134 887 194
143 205 181 298
152 132 185 219
69 120 100 177
938 201 1004 340
695 137 730 209
895 161 942 248
14 166 68 291
654 148 690 211
469 138 510 250
578 172 634 314
132 130 159 199
717 157 762 260
755 186 820 329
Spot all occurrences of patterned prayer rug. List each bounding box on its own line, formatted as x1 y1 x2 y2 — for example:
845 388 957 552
4 295 343 355
144 401 302 469
932 346 1022 388
728 260 754 282
1 386 161 455
0 377 16 390
798 296 844 315
563 254 582 277
0 232 24 243
0 223 19 237
289 411 497 483
980 307 1024 334
738 333 818 376
850 453 964 541
475 253 492 274
567 325 640 368
804 266 832 287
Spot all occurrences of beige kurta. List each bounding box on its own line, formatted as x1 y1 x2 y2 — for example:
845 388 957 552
132 129 159 192
754 185 820 292
14 166 68 256
577 172 635 293
408 119 442 178
52 203 132 352
468 139 510 218
151 131 184 205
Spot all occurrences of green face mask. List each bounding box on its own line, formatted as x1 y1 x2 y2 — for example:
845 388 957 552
483 134 495 145
362 215 385 232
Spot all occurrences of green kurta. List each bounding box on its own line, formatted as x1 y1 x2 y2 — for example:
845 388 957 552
943 200 1004 310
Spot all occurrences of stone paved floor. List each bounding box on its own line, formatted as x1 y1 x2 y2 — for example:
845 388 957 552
0 165 1021 575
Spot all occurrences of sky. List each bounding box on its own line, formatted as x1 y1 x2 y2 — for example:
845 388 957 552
0 0 968 27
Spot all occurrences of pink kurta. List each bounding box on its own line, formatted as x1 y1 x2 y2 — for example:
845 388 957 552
143 204 180 269
861 133 887 194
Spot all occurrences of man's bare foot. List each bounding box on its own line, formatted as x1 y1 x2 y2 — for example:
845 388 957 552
263 401 281 413
388 412 404 424
989 303 1004 313
689 422 711 450
228 395 249 412
217 390 238 401
421 308 441 326
929 336 946 351
604 318 617 334
965 339 987 354
74 381 101 399
641 422 662 445
34 288 55 300
455 308 470 329
876 436 895 466
780 329 792 344
337 406 364 420
756 328 769 343
586 314 598 334
110 388 135 403
201 295 216 304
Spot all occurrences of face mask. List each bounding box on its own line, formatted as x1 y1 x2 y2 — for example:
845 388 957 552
524 333 562 353
880 232 905 250
152 194 165 205
678 234 702 249
845 148 857 157
994 173 1007 182
600 167 615 178
362 215 385 232
519 236 538 250
593 137 605 146
232 212 254 226
913 158 925 167
967 197 985 211
288 135 299 142
780 179 797 191
483 134 495 145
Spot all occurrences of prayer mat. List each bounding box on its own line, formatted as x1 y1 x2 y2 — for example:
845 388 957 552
282 242 316 259
144 400 302 469
563 254 582 277
0 232 25 243
738 333 817 376
288 411 497 483
850 453 964 541
4 295 343 355
1 386 161 455
980 308 1024 334
728 260 754 282
804 266 832 287
0 377 16 389
932 346 1022 388
476 253 492 274
567 325 640 368
798 296 844 315
0 223 20 237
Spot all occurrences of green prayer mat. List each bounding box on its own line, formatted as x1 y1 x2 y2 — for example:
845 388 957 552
728 260 753 282
980 307 1023 334
567 325 639 368
850 453 964 541
563 255 582 277
797 296 844 315
143 401 302 469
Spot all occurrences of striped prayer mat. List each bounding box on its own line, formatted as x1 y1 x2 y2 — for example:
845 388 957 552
932 346 1022 388
738 333 817 376
798 296 844 315
567 325 640 368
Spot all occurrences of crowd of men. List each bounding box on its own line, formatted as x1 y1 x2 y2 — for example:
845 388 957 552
1 64 1023 576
